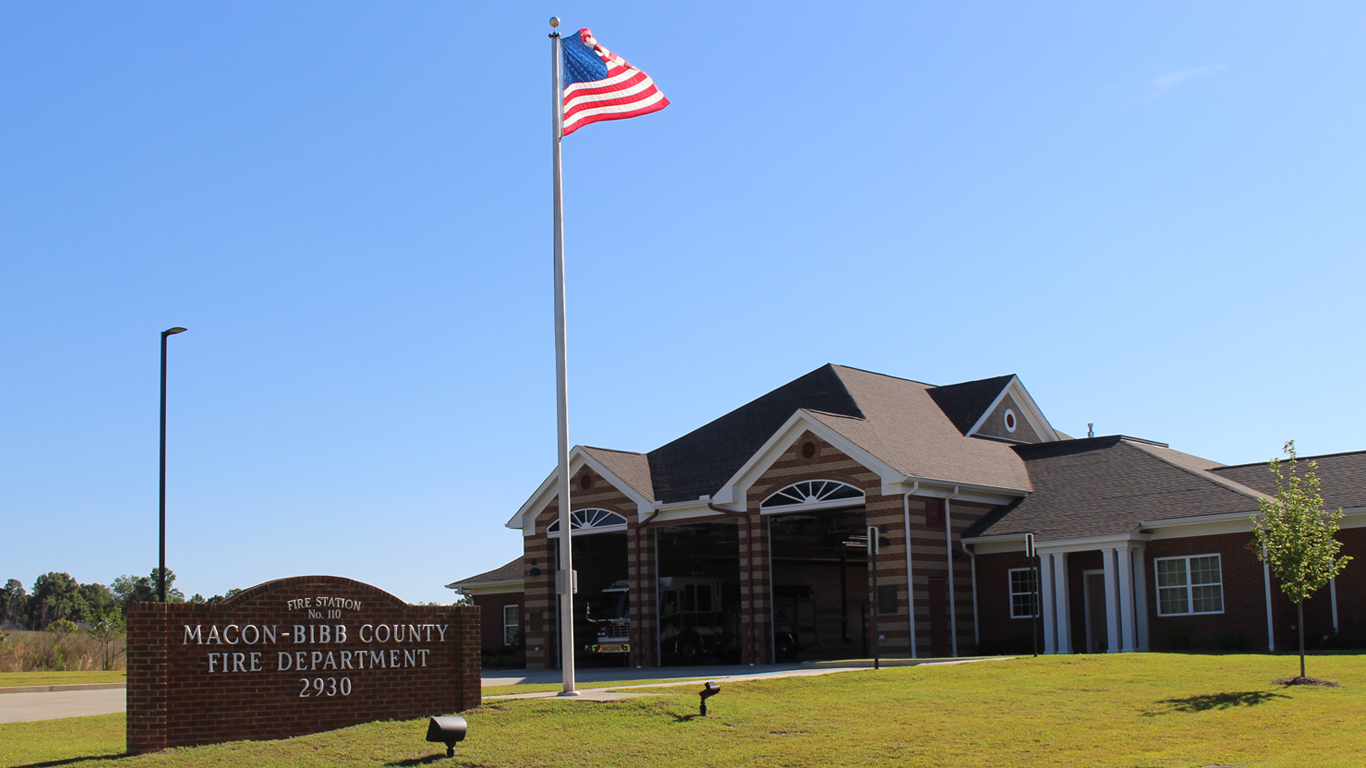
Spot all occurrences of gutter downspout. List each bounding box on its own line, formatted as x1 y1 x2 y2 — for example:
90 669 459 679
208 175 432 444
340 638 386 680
968 544 980 647
1262 546 1276 653
710 502 758 664
1331 577 1340 635
635 507 661 668
902 483 919 659
945 486 961 658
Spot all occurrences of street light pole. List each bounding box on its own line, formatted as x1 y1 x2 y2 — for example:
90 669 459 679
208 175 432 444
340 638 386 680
160 327 187 603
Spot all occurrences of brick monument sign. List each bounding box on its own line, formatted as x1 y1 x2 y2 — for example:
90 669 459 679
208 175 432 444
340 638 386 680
126 575 480 754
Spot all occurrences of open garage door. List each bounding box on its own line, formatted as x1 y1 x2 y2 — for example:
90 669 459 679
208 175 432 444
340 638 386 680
768 507 869 661
655 520 742 664
549 509 629 669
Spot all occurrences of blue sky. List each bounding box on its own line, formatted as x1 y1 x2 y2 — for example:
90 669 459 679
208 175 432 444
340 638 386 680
3 3 1364 604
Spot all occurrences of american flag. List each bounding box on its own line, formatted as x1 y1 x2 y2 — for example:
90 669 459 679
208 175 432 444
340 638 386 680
561 29 668 137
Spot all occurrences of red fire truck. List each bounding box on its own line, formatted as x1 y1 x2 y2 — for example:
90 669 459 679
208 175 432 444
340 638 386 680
658 576 738 664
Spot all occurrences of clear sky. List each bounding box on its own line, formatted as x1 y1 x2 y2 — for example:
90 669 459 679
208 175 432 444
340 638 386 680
3 3 1364 604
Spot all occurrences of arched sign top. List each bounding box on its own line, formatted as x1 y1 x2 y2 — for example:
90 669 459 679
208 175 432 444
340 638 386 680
547 508 628 536
761 480 864 510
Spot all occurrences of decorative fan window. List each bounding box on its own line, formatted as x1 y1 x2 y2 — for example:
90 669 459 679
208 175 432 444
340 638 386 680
546 508 628 537
761 480 864 510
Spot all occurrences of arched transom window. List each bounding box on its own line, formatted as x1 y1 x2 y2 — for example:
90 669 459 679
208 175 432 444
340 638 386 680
761 480 864 510
547 508 628 537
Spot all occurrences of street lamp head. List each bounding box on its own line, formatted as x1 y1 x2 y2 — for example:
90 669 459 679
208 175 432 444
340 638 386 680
163 327 188 337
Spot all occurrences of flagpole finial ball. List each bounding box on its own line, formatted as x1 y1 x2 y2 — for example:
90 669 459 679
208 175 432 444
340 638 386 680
549 17 560 28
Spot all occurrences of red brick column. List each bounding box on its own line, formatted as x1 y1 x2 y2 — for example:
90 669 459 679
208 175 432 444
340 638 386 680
739 511 773 665
126 602 170 754
629 522 658 667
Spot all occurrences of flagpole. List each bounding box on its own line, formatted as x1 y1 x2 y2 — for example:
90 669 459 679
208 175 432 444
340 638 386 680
549 17 578 697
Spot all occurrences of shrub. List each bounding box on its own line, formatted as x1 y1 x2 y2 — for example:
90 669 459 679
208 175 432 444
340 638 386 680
0 630 126 672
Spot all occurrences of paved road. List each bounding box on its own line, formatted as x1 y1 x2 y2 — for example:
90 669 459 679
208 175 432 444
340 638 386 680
0 688 127 724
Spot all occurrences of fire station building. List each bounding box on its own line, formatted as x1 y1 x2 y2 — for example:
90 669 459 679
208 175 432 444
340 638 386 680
450 364 1366 668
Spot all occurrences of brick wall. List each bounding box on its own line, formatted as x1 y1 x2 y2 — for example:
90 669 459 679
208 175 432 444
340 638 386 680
904 496 991 657
470 593 523 654
1145 533 1272 649
974 551 1040 652
1335 528 1366 633
126 575 479 754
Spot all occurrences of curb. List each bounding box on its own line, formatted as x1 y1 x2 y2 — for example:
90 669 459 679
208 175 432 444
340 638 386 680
0 683 127 695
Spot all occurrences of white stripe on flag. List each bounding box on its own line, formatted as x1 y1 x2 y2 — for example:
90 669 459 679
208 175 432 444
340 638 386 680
565 90 667 127
565 76 656 112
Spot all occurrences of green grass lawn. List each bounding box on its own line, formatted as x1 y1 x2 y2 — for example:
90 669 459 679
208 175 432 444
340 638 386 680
0 670 126 688
3 654 1363 767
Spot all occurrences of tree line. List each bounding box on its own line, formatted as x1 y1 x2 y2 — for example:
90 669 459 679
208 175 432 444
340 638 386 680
0 569 241 631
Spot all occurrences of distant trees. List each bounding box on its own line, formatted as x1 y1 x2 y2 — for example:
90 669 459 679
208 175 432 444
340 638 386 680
28 572 86 629
0 579 27 626
112 568 185 605
1 568 195 631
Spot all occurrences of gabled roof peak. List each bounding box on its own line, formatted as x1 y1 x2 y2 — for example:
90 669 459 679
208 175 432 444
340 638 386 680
927 375 1017 435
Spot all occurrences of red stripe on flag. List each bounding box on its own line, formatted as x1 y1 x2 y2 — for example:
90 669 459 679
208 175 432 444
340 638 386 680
561 29 668 137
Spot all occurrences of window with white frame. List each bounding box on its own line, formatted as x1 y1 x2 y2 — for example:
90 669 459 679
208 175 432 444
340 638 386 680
1155 554 1223 616
503 605 521 645
1009 568 1039 618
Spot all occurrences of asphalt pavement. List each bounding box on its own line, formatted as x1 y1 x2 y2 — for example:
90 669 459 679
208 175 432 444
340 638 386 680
0 688 128 724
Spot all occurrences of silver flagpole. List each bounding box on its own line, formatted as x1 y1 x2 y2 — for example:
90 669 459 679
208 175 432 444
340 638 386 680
549 17 578 696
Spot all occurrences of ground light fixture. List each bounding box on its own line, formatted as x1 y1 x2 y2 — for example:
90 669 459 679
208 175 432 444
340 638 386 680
425 716 468 758
699 681 720 716
159 326 187 603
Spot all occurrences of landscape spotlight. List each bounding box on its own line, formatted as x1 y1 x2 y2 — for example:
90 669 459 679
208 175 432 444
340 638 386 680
699 681 720 716
425 716 468 758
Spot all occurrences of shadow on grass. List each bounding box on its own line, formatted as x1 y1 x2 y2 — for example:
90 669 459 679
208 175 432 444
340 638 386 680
12 755 127 768
1144 690 1290 716
387 755 454 766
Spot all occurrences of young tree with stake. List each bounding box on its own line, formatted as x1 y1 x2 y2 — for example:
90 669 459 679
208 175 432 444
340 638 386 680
1251 441 1351 683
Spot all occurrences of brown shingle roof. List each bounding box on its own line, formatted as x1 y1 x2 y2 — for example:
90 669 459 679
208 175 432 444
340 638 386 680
927 375 1016 435
967 437 1264 540
641 364 1034 503
582 446 654 502
446 558 522 588
811 367 1032 492
1211 450 1366 511
646 365 863 503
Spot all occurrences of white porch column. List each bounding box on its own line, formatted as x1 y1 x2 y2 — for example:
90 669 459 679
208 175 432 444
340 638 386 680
1039 554 1056 654
1053 553 1071 654
1131 548 1149 651
1117 547 1136 652
1102 548 1120 653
